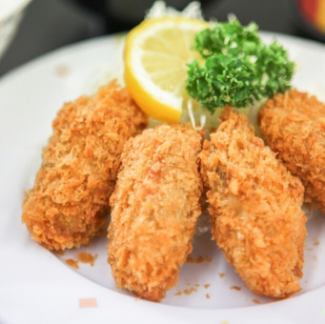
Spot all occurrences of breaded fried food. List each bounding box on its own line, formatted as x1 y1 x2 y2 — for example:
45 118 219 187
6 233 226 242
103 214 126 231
108 125 202 301
22 81 147 251
200 108 306 298
259 90 325 212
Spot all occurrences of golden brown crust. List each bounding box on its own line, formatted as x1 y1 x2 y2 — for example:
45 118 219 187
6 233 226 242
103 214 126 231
200 108 306 298
259 89 325 212
22 81 147 251
108 125 202 301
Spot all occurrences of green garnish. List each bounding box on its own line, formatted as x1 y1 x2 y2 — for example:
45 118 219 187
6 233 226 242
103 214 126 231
186 18 295 112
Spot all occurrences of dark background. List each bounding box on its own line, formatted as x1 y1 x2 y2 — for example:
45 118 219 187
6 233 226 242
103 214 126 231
0 0 321 77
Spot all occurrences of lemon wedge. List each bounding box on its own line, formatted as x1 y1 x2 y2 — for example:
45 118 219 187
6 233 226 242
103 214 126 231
124 17 207 123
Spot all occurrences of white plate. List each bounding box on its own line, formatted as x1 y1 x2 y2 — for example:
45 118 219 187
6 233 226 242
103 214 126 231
0 33 325 324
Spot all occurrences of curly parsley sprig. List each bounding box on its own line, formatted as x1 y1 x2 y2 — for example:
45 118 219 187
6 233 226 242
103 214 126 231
186 18 295 112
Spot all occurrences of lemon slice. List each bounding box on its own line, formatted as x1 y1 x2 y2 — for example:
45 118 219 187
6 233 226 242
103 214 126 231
124 17 207 123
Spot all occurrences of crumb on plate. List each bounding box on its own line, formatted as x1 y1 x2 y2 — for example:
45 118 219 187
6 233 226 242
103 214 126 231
174 284 200 297
219 272 225 278
252 298 262 304
55 65 70 77
230 285 241 291
77 252 97 266
65 258 79 269
79 298 97 308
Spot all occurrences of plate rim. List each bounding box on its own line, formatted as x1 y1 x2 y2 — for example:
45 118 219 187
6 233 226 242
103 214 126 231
0 31 325 324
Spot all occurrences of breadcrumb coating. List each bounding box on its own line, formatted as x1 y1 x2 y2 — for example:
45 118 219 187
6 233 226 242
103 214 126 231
108 125 202 301
200 108 306 298
259 89 325 213
22 81 147 251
